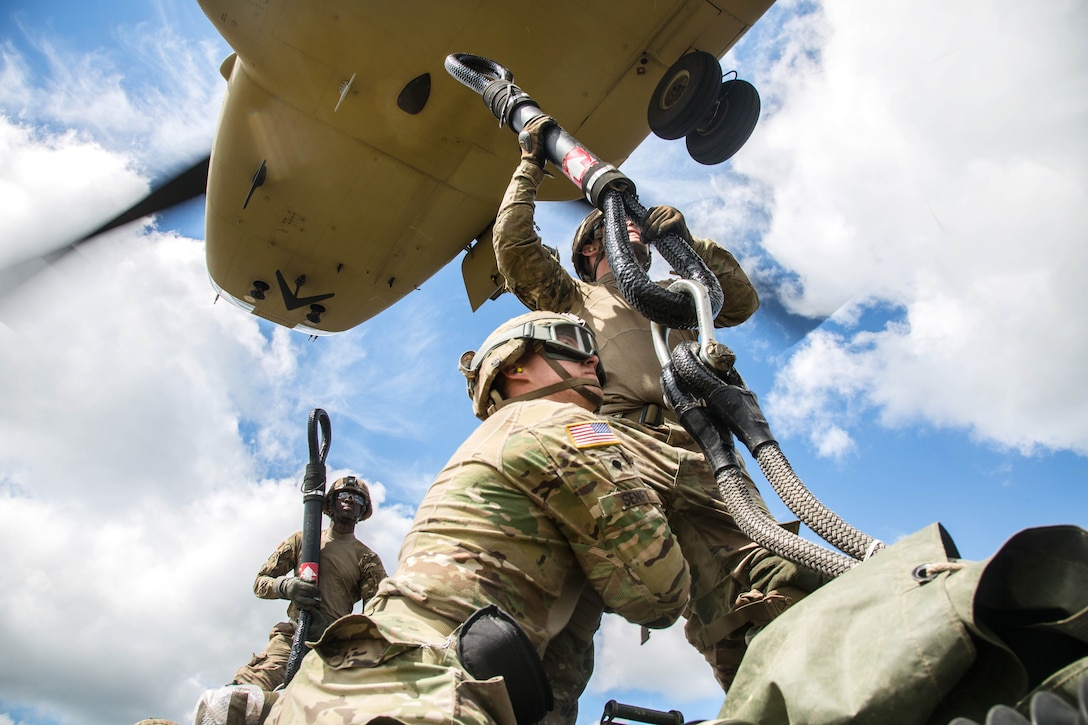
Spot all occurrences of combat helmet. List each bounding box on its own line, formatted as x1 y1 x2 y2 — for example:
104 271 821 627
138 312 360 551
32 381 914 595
571 209 652 283
571 209 605 282
323 475 373 522
459 311 605 420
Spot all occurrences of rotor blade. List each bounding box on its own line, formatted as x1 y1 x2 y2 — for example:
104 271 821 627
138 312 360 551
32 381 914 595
74 154 210 244
0 255 56 300
0 153 210 301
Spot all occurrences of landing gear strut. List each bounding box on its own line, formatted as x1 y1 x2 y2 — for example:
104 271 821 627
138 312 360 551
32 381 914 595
647 50 722 140
686 77 761 165
648 51 762 165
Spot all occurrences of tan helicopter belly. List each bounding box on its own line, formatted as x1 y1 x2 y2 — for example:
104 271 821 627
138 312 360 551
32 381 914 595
198 0 775 333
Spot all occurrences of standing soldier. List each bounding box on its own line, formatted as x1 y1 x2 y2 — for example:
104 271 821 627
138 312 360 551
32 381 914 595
494 114 825 721
230 476 387 692
496 114 759 428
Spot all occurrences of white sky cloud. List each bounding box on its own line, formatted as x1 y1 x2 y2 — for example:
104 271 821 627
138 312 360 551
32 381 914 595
4 12 224 162
722 0 1088 457
0 118 149 266
592 616 718 701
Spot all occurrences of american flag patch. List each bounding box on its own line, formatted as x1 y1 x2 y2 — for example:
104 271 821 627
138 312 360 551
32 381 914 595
566 421 620 448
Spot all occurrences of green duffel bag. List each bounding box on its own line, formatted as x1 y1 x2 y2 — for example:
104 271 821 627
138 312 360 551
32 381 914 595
713 523 1088 725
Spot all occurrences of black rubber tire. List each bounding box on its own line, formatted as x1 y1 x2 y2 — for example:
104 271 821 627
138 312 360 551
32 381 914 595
685 79 761 165
647 51 722 140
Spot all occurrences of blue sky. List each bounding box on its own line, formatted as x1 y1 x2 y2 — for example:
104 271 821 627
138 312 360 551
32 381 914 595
2 1 1086 724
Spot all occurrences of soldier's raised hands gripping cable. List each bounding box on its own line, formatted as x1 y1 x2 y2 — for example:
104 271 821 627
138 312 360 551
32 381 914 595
518 113 557 169
642 205 693 244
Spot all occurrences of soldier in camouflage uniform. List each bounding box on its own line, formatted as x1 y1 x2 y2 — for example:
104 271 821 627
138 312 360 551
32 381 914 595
266 312 692 725
496 115 825 716
231 476 387 692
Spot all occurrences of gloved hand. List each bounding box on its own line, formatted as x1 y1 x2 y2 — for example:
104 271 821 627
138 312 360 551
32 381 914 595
642 205 692 242
275 575 321 610
518 114 557 168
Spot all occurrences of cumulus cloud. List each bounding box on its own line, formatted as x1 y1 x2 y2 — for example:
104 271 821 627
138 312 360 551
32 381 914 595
723 0 1088 456
2 13 224 164
0 118 149 267
591 616 718 701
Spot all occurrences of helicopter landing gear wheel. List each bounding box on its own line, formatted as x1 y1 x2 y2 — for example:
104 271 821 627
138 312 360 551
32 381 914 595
647 51 722 140
685 79 761 165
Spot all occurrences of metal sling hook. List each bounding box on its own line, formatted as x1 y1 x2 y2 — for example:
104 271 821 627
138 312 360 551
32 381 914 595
651 279 735 373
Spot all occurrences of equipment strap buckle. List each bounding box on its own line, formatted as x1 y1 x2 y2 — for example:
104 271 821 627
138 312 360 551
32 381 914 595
638 403 665 427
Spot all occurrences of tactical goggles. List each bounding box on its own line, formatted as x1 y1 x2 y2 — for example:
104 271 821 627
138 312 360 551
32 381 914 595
336 491 367 507
530 322 598 363
474 320 599 370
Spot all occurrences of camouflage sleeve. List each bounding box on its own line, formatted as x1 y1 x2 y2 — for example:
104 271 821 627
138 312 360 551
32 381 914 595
356 548 387 606
510 424 690 629
252 532 302 599
492 160 579 313
540 587 604 725
687 234 760 327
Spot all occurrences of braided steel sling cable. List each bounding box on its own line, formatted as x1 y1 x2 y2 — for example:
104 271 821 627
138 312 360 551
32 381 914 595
601 188 725 330
669 338 885 566
661 362 858 578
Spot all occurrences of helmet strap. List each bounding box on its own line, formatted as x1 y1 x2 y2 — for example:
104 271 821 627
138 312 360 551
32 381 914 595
494 376 602 411
539 352 604 409
591 251 606 281
493 344 603 412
